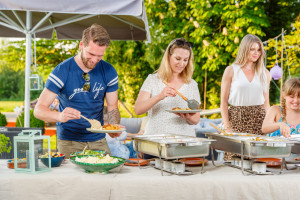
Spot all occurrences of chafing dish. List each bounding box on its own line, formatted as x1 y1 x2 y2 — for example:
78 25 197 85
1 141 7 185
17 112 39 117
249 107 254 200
132 134 214 159
132 134 214 175
205 132 294 158
205 132 295 175
287 135 300 154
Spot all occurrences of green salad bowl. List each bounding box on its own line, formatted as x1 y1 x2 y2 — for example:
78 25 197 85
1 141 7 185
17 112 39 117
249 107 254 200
70 155 125 173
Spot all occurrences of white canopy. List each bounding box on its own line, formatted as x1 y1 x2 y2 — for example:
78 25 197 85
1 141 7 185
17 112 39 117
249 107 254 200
0 0 151 127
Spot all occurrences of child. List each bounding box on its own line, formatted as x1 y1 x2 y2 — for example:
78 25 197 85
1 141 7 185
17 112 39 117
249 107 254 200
262 78 300 137
105 130 130 159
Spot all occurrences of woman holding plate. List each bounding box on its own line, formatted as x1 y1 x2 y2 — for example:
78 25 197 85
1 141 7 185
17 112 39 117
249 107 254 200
135 38 201 136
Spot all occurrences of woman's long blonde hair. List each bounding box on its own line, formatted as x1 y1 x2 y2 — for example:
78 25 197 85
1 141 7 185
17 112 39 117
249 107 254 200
281 78 300 122
234 34 267 92
157 38 194 83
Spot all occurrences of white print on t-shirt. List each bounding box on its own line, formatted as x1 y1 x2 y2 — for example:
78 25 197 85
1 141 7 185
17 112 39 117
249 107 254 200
92 83 104 99
69 82 104 100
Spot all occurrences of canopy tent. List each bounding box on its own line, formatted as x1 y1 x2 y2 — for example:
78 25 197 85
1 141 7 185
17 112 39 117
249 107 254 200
0 0 151 127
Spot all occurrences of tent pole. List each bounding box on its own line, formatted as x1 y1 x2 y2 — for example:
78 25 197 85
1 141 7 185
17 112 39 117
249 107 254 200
24 11 32 127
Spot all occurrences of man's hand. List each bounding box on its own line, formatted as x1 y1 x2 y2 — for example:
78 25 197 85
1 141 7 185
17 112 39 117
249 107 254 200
59 107 81 123
106 125 124 138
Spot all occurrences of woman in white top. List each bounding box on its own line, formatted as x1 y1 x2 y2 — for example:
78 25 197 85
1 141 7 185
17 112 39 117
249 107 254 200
134 38 201 136
221 34 271 136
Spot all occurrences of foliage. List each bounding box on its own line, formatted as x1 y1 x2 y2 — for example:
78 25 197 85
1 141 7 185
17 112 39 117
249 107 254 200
0 65 24 100
15 110 45 128
0 133 11 154
0 0 299 118
265 14 300 78
104 41 152 105
0 112 7 126
263 0 300 39
264 14 300 103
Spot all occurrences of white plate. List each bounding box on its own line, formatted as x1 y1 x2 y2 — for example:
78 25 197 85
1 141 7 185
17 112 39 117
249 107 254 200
87 128 125 133
166 109 202 114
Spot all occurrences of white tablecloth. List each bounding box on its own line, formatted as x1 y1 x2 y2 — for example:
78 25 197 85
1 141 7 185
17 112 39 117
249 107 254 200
1 160 300 200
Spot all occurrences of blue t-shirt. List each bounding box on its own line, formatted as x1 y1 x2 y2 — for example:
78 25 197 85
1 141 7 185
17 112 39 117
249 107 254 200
268 106 300 137
45 57 118 142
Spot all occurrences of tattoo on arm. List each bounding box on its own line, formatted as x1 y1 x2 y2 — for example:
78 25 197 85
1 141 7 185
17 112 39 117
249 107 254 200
107 108 120 124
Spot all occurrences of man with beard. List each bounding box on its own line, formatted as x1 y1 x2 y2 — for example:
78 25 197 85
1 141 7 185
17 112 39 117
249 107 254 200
34 24 120 158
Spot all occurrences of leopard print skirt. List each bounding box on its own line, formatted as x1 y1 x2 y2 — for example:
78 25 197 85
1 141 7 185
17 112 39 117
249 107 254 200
223 105 266 161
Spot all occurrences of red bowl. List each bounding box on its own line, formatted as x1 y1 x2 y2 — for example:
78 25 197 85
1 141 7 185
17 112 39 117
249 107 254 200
179 158 208 166
7 159 27 169
255 158 282 167
124 158 150 166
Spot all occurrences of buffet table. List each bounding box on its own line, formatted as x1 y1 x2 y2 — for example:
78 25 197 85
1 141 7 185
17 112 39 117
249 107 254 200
1 159 300 200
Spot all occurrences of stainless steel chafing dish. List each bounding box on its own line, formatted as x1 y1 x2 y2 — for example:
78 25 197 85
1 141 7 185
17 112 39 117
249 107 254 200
132 134 214 159
132 134 214 175
205 132 295 175
287 135 300 154
205 132 294 158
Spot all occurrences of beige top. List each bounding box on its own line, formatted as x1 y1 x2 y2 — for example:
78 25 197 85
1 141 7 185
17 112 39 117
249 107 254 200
140 74 201 136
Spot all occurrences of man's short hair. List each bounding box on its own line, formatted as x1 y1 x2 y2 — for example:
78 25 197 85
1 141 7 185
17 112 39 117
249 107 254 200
82 23 110 47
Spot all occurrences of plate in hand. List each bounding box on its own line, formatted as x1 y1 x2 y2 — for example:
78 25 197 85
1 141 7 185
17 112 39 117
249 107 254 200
87 128 126 133
166 109 202 114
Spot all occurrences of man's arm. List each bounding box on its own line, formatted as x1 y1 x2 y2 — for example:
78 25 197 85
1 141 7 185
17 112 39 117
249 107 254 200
34 88 80 122
106 90 120 125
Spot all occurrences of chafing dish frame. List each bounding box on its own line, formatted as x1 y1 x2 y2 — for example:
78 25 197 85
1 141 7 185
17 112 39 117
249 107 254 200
205 132 295 175
132 134 214 175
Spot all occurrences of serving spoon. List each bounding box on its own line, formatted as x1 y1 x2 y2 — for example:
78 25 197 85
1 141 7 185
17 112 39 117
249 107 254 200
163 80 201 110
80 115 102 129
209 123 229 135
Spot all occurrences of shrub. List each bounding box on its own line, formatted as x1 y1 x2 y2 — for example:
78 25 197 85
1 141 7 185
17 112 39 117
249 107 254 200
0 133 11 154
15 109 45 128
0 112 7 126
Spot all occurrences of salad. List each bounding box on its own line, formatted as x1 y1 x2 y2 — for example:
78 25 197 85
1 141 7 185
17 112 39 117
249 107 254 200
70 150 105 157
40 152 64 158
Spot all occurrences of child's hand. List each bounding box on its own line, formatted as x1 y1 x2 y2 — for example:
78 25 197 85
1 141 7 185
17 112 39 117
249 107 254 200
279 122 291 137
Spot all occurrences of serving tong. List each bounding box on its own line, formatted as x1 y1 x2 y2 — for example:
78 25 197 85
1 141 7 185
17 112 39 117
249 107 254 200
163 80 200 110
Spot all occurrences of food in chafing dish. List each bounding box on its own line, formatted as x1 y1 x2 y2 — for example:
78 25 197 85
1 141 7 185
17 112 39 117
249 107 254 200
172 107 191 110
102 124 121 130
248 137 284 142
218 132 257 137
75 154 119 164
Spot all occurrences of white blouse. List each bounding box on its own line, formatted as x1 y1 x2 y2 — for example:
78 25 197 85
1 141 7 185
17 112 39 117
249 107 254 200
140 74 201 136
228 64 265 106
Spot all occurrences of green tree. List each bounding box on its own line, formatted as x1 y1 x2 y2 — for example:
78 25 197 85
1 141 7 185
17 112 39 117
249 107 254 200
0 36 79 100
263 0 300 39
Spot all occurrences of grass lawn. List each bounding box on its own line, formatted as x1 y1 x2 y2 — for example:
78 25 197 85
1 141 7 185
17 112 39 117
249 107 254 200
0 101 24 112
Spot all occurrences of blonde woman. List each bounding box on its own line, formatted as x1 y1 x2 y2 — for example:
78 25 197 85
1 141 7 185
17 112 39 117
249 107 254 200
221 34 271 136
135 38 201 136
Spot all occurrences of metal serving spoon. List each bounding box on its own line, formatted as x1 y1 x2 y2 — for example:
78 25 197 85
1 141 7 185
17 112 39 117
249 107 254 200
163 80 201 110
80 115 102 129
